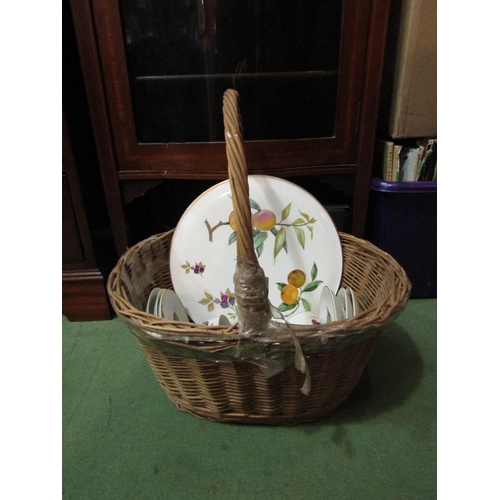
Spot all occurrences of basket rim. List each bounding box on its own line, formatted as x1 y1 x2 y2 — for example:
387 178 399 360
107 229 411 347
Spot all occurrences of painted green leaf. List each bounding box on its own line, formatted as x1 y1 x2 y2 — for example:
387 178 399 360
249 198 261 211
301 298 312 312
271 227 288 253
199 298 211 305
253 230 268 258
253 230 268 249
278 302 297 312
311 262 318 281
302 280 323 293
273 227 286 260
281 203 292 222
299 210 311 222
228 231 237 245
205 292 213 300
291 218 305 225
276 282 287 291
208 303 215 313
307 225 314 240
293 226 306 249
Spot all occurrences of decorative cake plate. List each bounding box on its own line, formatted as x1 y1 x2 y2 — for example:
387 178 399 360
169 175 343 324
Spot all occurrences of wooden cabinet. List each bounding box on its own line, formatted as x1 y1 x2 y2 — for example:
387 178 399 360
69 0 391 255
62 112 113 321
63 0 116 321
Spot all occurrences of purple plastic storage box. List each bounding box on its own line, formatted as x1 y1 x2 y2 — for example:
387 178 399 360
365 177 437 298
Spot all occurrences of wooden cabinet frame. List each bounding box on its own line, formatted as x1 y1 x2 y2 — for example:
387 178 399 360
69 0 391 255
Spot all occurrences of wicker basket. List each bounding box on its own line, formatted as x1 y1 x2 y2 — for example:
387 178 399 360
107 90 411 425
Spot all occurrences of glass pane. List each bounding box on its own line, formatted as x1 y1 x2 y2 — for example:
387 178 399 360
119 0 343 143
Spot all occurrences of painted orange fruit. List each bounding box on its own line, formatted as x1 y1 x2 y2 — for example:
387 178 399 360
229 211 237 231
280 284 299 305
287 269 306 288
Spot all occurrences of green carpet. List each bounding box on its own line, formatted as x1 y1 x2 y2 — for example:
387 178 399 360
63 299 436 499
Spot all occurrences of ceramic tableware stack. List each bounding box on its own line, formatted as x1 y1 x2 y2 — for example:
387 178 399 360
146 287 232 326
146 287 190 322
318 285 360 324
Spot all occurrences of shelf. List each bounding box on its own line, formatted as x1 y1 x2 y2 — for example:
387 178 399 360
136 70 338 82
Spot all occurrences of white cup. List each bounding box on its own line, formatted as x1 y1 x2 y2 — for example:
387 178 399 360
287 311 321 326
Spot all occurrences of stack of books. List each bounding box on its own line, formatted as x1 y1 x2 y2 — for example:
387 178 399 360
374 138 437 182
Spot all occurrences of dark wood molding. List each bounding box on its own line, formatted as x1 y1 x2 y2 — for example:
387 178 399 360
117 164 356 181
62 269 113 322
63 111 97 268
69 0 129 255
352 0 392 237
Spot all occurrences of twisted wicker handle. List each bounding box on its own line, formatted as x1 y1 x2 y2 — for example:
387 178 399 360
223 89 272 336
223 90 258 262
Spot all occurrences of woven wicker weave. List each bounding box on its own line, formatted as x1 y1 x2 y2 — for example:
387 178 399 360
107 90 411 424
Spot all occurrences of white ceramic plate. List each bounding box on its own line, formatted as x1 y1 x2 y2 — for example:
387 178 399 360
331 290 344 321
170 175 343 324
337 288 353 318
346 287 360 317
336 287 348 319
318 286 335 323
321 285 345 322
154 289 163 316
158 289 190 322
147 287 162 314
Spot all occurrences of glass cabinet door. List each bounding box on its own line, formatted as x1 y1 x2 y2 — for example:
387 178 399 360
120 0 342 144
92 0 370 176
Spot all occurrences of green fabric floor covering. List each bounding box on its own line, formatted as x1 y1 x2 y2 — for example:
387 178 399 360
63 299 437 499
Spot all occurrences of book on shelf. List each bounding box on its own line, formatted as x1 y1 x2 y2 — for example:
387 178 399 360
374 139 394 181
393 144 402 181
374 138 437 182
400 145 423 181
375 140 402 181
417 139 437 181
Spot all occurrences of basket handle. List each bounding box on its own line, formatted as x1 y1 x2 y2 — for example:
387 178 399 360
222 90 310 394
223 89 272 335
223 89 258 262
